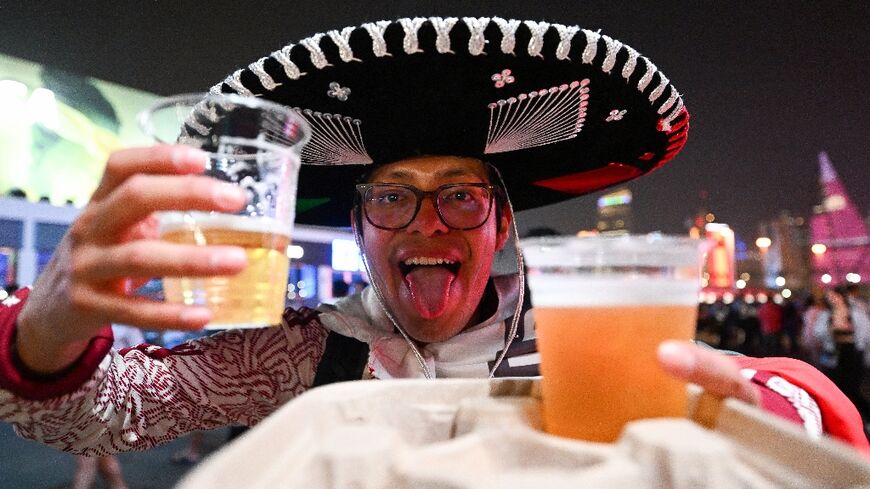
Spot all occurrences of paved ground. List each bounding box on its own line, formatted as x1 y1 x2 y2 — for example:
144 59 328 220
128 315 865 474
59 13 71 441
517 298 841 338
0 423 232 489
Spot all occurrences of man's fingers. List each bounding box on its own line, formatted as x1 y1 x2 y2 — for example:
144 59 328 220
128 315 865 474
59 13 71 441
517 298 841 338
73 241 248 281
91 145 208 201
657 340 762 406
70 284 212 331
84 174 246 242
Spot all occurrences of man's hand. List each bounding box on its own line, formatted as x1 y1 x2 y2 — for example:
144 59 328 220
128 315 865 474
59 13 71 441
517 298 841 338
16 145 248 374
657 340 762 406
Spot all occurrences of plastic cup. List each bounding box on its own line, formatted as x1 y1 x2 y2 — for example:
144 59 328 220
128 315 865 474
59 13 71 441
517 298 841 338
138 93 310 329
520 234 702 442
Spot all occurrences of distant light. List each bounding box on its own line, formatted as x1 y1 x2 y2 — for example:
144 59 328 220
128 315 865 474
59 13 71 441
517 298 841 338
794 217 805 226
846 273 861 284
740 272 751 281
744 294 756 304
286 245 304 259
773 294 783 304
705 212 715 223
821 274 833 284
757 293 769 304
0 79 28 100
775 276 786 287
735 279 747 289
782 288 792 299
701 278 709 287
28 87 60 130
811 243 827 255
756 237 772 249
331 238 365 272
597 189 632 208
723 292 735 304
704 292 716 305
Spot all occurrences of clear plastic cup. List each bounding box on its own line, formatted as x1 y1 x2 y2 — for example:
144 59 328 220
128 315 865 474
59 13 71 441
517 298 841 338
520 234 702 442
138 93 310 329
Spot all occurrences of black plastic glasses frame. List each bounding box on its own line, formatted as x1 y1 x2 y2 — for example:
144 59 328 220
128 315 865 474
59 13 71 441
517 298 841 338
355 183 496 230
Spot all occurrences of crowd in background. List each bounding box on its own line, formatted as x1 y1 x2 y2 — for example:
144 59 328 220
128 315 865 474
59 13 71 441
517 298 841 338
696 284 870 425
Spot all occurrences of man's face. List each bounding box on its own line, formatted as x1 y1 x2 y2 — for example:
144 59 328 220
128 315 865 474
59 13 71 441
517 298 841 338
355 156 510 343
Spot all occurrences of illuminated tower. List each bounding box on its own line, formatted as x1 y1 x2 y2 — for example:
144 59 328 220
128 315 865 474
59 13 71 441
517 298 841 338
809 152 870 286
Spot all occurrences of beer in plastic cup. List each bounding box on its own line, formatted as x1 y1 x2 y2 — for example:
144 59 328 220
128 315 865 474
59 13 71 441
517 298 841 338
138 93 310 329
520 234 701 442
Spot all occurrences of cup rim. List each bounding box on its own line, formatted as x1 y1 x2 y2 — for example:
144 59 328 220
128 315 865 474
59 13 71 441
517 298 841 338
519 233 702 268
137 92 311 156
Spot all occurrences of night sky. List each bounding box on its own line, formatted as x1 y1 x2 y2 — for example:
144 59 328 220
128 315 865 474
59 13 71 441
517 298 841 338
1 1 868 243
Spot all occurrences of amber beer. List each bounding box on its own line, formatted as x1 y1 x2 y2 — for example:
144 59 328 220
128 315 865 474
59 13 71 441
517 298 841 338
521 235 701 443
161 213 291 329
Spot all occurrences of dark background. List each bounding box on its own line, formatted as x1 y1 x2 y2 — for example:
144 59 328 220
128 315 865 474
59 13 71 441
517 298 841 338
1 0 868 242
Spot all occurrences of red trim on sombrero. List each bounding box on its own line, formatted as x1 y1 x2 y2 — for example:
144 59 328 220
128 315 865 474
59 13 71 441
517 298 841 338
532 163 642 194
654 109 690 169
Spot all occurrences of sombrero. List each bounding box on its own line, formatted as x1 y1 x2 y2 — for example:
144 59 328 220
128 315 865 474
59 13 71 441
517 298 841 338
200 16 689 227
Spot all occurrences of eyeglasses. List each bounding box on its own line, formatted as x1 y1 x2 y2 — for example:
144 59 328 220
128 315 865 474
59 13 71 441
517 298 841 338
356 183 496 230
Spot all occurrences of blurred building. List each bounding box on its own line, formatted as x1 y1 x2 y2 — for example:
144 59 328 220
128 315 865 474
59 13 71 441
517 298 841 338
756 211 811 292
596 188 632 235
809 152 869 287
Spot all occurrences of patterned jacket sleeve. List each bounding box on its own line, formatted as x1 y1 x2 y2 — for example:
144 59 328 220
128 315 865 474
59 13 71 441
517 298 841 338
0 289 329 456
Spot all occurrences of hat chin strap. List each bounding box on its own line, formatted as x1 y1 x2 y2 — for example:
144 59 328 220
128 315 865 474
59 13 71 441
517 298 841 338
351 190 525 380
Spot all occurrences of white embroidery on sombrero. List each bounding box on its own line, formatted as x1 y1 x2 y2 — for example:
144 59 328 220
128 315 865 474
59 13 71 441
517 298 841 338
272 44 306 80
658 87 679 115
249 57 280 91
601 35 624 74
296 109 372 165
300 33 331 69
553 24 580 60
491 17 520 55
606 109 627 122
622 45 640 80
430 17 459 54
659 96 684 131
650 76 669 105
523 20 550 58
327 82 351 101
637 57 657 92
362 21 392 58
225 69 253 97
484 80 588 154
463 17 490 56
328 27 362 63
581 29 600 64
184 116 210 137
399 17 427 55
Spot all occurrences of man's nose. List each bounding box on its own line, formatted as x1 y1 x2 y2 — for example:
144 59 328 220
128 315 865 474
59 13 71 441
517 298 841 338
406 196 449 235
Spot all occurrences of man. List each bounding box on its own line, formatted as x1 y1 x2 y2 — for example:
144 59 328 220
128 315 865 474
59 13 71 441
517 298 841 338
0 16 866 455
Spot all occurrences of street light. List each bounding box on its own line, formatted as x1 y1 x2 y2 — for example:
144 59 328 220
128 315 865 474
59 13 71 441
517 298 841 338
811 243 827 255
755 237 772 249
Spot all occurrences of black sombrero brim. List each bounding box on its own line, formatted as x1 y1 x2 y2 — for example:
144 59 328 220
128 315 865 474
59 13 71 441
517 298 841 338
201 17 689 227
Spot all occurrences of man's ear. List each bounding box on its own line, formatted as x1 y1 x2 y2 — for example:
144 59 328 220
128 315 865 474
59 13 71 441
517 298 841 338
495 204 512 251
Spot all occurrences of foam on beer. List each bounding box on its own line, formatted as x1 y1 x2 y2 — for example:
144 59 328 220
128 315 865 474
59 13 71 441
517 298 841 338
159 211 292 237
521 235 701 307
526 275 699 307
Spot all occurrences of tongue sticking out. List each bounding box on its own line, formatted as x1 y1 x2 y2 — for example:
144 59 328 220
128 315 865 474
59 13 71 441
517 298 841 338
404 267 456 319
